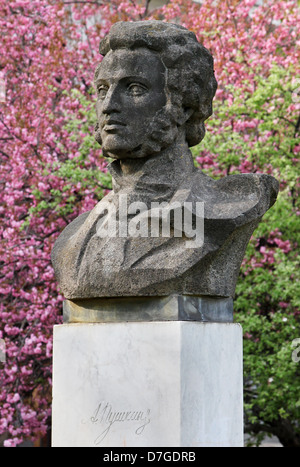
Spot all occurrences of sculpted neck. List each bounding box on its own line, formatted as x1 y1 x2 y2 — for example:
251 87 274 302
108 137 196 196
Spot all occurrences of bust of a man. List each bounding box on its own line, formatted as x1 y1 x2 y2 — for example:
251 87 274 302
51 21 278 300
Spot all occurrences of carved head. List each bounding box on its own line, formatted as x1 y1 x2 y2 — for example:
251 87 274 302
94 21 217 159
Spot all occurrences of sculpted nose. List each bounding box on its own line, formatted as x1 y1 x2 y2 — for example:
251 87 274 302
102 87 121 115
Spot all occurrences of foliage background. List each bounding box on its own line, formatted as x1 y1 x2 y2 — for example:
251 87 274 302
0 0 299 447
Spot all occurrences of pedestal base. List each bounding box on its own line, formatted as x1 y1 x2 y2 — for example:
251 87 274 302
63 295 234 323
52 322 243 447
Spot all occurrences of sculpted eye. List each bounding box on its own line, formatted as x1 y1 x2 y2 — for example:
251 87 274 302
97 85 109 99
128 83 148 96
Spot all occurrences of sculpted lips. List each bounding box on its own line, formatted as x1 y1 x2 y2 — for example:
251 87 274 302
102 119 126 132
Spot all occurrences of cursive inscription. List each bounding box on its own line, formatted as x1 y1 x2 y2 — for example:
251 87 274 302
89 401 151 445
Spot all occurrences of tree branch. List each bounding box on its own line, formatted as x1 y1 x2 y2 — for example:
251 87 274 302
62 1 104 5
142 0 152 19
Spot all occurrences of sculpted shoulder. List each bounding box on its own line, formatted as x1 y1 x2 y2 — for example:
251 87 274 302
190 170 279 222
51 211 90 260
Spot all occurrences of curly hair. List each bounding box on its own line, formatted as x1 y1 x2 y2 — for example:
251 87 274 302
95 20 218 147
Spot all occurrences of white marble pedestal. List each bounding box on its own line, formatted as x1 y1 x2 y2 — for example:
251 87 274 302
52 322 243 447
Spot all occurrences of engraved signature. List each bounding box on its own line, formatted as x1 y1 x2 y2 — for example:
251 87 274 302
89 402 151 445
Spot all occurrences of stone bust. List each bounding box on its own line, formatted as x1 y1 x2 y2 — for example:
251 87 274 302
51 21 278 301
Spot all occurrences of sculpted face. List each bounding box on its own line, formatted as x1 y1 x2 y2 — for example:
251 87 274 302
95 48 168 159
